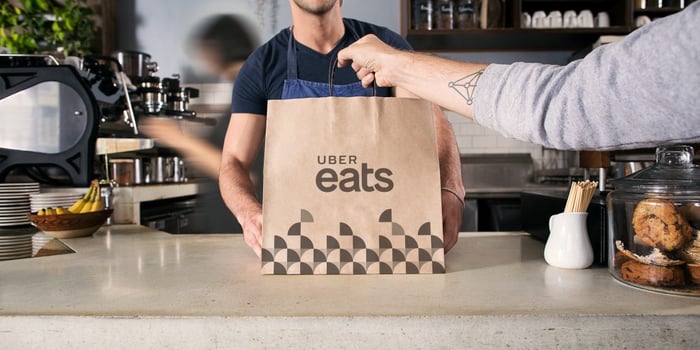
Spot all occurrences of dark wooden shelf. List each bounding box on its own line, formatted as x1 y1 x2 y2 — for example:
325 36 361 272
406 27 631 52
400 1 682 52
633 7 683 15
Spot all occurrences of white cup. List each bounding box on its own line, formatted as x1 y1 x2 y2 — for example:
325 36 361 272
548 11 563 28
563 10 578 28
532 11 548 28
544 212 594 269
595 11 610 28
577 10 594 28
521 12 532 28
635 15 651 27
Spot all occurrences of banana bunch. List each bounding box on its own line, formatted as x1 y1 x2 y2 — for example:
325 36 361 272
36 180 104 215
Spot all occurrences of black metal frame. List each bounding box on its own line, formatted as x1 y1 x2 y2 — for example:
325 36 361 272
0 66 100 186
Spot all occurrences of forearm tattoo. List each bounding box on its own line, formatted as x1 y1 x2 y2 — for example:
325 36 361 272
448 70 484 106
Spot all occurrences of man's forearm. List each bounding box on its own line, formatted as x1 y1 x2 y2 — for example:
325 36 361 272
390 52 488 120
433 105 464 195
219 159 261 223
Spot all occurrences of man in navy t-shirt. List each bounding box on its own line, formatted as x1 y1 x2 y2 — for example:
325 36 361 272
220 0 465 258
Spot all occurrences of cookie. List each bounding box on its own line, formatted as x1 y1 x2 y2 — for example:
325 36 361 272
620 260 686 287
632 199 692 251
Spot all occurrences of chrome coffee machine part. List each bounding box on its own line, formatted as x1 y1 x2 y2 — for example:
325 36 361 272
114 50 159 79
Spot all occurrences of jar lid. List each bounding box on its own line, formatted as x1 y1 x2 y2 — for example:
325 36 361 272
610 145 700 193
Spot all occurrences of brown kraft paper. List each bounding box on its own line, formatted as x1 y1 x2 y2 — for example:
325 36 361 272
262 96 444 274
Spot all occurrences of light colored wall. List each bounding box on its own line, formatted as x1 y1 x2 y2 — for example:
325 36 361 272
118 0 574 168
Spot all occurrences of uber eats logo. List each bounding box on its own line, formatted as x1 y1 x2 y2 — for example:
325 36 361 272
315 155 393 192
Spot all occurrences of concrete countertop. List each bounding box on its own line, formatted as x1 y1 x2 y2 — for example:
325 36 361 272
1 226 698 349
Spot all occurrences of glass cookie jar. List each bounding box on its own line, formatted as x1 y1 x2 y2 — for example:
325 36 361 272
607 145 700 296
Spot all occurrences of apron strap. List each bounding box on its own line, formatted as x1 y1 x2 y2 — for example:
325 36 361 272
286 26 298 80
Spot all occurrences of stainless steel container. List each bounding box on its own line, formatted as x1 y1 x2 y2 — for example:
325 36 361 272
113 50 158 78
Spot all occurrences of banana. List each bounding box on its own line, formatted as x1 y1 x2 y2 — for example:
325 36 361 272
90 192 105 212
45 207 55 215
80 187 96 214
55 207 66 215
68 183 95 213
37 209 45 216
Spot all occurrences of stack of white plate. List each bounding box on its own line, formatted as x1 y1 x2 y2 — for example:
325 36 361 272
0 182 40 227
0 227 36 261
29 192 83 213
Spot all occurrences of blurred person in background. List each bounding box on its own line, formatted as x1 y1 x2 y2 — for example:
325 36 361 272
139 14 259 233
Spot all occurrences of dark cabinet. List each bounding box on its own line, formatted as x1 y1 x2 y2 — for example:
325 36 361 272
401 0 688 51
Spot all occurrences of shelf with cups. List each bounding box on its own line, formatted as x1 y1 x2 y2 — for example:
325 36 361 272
405 27 631 51
401 0 634 51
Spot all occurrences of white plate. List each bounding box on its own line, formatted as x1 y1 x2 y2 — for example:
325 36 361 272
0 241 32 248
0 235 34 242
0 246 32 254
0 208 30 214
0 252 32 260
0 182 39 187
0 197 31 204
0 221 30 227
0 215 29 220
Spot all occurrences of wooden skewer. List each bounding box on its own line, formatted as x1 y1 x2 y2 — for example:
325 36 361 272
564 181 598 213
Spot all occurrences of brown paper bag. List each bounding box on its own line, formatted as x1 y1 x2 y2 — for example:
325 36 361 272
261 96 444 274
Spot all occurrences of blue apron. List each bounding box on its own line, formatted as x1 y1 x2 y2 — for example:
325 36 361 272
281 20 375 99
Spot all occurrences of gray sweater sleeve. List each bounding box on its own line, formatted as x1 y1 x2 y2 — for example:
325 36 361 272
472 2 700 150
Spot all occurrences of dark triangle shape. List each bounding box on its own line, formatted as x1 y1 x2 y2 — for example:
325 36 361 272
392 249 406 262
66 152 82 172
6 73 37 89
327 236 340 249
366 249 379 262
274 262 287 274
405 236 418 249
288 222 302 236
431 235 444 249
340 249 353 263
379 262 393 274
379 236 392 249
274 235 287 249
353 262 367 274
300 209 314 223
353 236 366 249
339 222 353 236
418 222 431 235
301 236 314 249
327 263 340 275
418 249 432 262
392 222 405 236
432 262 446 273
288 250 300 262
406 263 419 274
300 263 313 275
314 249 326 262
378 209 392 222
261 249 274 263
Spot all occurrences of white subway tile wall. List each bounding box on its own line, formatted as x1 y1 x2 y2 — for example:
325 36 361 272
445 111 570 170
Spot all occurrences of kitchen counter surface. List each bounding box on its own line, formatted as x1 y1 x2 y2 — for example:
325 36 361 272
1 226 698 349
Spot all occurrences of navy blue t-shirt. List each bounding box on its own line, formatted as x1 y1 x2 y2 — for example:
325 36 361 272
231 18 412 115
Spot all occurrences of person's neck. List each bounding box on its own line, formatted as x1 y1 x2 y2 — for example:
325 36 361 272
290 6 345 54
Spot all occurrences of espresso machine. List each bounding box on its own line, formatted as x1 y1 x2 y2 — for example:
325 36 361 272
0 52 213 186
